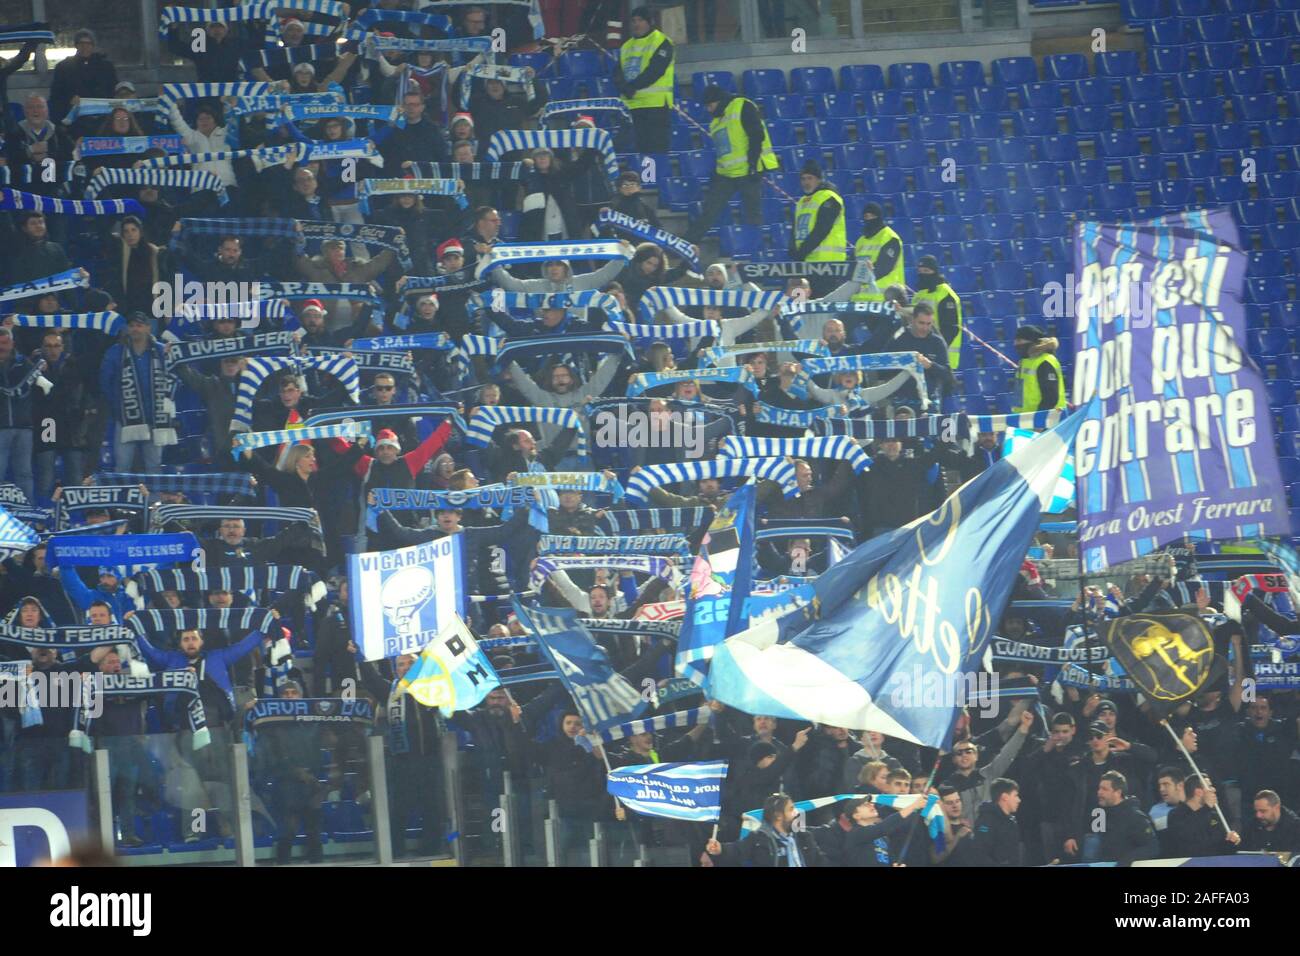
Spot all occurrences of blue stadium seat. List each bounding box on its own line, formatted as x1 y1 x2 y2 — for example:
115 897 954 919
1248 39 1291 67
840 64 886 93
914 115 956 141
660 177 701 210
924 215 967 241
940 139 981 166
1177 154 1219 180
719 225 764 258
871 90 909 116
896 191 937 217
886 141 929 167
969 86 1010 112
760 197 792 224
813 118 854 144
1248 279 1289 304
742 69 787 97
861 117 903 141
543 77 576 99
1015 109 1058 137
1263 171 1299 196
1180 98 1226 125
940 60 985 88
1264 119 1300 146
958 113 1005 139
1198 42 1242 70
1043 54 1089 81
979 290 1019 318
1032 262 1069 289
832 142 874 171
1098 130 1142 157
946 190 988 216
557 50 605 77
1284 63 1300 91
1210 176 1249 202
1046 184 1097 212
1208 122 1251 150
1144 17 1185 45
1022 162 1062 189
1283 407 1300 434
1266 222 1300 248
818 93 860 118
1174 72 1216 100
1235 147 1278 174
1124 155 1166 183
1250 327 1292 355
670 125 698 150
1027 211 1069 238
992 57 1038 86
766 120 796 149
1155 180 1194 207
791 67 836 95
920 88 958 114
946 265 980 290
1072 78 1114 106
1187 14 1232 42
823 170 856 194
1148 46 1190 74
1124 76 1166 104
1097 51 1138 77
1278 302 1300 331
1041 135 1081 162
919 166 958 192
1268 387 1298 412
1249 250 1286 275
866 168 907 193
679 150 714 180
997 188 1039 215
985 260 1030 290
1281 458 1300 487
1123 0 1167 19
1072 159 1109 186
1226 67 1269 95
787 145 826 170
971 164 1012 190
1012 236 1049 262
991 138 1037 165
1099 182 1139 210
1126 100 1167 128
976 214 1018 242
1235 199 1274 225
889 62 935 90
770 94 810 120
692 71 737 98
1069 105 1114 134
1019 82 1064 110
1234 94 1278 122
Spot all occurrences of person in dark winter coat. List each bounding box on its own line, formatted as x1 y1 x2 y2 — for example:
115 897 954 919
5 212 71 285
527 709 611 861
310 580 357 697
28 329 86 500
0 327 42 502
48 29 118 125
1089 771 1161 865
1242 790 1300 853
704 792 829 867
969 779 1025 866
842 794 921 866
1165 773 1242 858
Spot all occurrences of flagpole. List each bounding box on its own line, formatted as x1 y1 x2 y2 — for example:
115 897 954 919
896 735 947 862
1160 719 1233 834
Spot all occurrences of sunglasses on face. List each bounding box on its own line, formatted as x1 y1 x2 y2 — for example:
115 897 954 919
954 748 976 756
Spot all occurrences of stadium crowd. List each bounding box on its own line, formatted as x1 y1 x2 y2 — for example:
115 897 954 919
0 2 1297 867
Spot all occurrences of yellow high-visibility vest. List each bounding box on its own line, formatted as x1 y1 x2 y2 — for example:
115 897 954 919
794 187 847 262
619 30 674 110
1014 352 1067 413
851 226 904 301
710 96 779 179
911 281 963 369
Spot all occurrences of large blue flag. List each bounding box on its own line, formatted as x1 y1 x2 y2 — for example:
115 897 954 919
1072 209 1290 572
512 599 649 740
676 480 756 685
606 761 726 822
706 409 1086 747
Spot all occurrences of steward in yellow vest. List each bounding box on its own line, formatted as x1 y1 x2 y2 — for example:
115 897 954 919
684 85 780 245
617 7 675 154
911 254 963 370
1012 325 1067 413
792 161 847 263
851 201 904 303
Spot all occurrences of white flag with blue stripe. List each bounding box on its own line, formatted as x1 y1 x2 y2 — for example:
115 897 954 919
1002 428 1075 513
606 761 727 822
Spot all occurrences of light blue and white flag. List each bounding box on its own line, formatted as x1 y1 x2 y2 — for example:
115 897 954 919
706 408 1086 747
1003 428 1075 513
606 761 727 823
398 615 500 712
0 503 38 560
349 537 466 662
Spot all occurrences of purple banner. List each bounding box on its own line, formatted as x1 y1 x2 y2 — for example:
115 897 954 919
1072 209 1290 572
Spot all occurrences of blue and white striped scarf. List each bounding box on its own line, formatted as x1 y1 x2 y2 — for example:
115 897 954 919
530 555 676 591
351 333 452 352
720 436 872 474
627 366 757 398
99 472 255 499
638 286 783 322
345 7 451 41
310 346 414 377
150 506 322 548
596 508 712 535
158 81 274 115
8 312 123 337
61 97 160 126
226 91 342 120
815 413 965 441
231 421 370 461
596 208 699 272
0 25 54 45
140 566 326 611
625 458 799 505
406 162 526 181
84 168 228 204
592 706 710 746
175 216 302 244
294 220 412 269
466 406 588 459
0 269 89 305
56 485 148 530
373 485 533 512
0 162 77 186
797 352 928 406
230 353 361 430
158 3 273 36
488 289 622 317
146 139 383 171
361 35 491 56
477 240 630 278
74 135 185 158
510 472 625 501
259 281 383 307
756 522 855 542
457 63 536 109
970 409 1065 433
277 102 401 130
127 608 276 637
172 299 287 331
541 98 632 125
0 187 140 217
356 177 465 215
165 331 298 367
304 403 467 434
538 534 691 558
0 503 38 560
702 339 827 366
485 128 619 181
605 318 718 341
